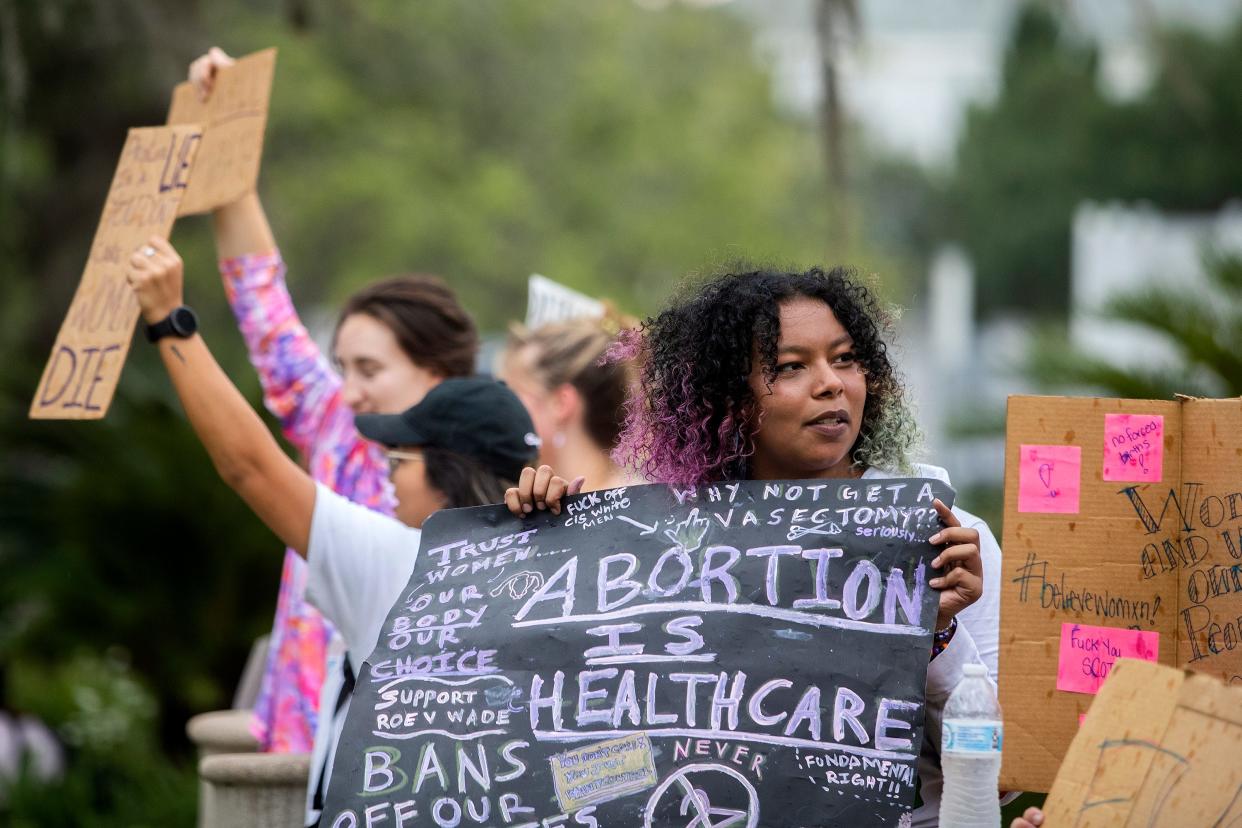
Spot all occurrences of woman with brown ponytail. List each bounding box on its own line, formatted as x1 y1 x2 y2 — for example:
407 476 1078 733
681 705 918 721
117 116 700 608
499 315 639 492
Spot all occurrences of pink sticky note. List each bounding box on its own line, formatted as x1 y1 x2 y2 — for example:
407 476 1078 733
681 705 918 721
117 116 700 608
1078 713 1087 727
1102 413 1164 482
1017 444 1082 513
1056 622 1160 696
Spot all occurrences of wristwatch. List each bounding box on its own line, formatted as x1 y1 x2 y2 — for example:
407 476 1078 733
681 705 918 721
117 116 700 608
146 305 199 343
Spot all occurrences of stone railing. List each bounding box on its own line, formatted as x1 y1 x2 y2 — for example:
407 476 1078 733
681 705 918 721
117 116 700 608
187 709 310 828
198 751 310 828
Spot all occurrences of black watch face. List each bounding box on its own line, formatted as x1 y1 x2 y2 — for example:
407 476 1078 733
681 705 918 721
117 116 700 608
170 307 198 337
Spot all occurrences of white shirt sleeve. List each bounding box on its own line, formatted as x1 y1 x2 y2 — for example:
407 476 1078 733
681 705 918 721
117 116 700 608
923 506 1002 747
857 466 1010 824
304 483 422 668
953 507 1002 684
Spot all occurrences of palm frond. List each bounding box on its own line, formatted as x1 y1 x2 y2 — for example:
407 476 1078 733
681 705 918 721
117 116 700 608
1203 252 1242 298
1025 329 1221 399
1101 288 1242 393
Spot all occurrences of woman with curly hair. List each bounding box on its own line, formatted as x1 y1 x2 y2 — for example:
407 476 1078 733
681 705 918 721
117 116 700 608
611 265 1003 827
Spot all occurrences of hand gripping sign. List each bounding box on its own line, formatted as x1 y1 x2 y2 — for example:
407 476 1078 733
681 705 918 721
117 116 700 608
165 48 276 216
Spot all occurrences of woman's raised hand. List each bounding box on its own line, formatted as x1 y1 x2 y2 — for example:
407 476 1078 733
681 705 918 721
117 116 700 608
126 237 184 324
188 47 235 101
928 498 984 629
506 465 586 517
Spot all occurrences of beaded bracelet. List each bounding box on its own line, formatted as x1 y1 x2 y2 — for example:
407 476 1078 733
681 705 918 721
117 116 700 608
931 616 958 660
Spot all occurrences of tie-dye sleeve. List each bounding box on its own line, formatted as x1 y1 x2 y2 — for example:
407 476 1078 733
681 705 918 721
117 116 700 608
219 250 344 457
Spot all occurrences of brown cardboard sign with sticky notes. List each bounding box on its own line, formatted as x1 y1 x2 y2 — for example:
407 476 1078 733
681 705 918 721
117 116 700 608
1041 659 1242 826
999 395 1242 791
166 48 275 215
30 124 202 420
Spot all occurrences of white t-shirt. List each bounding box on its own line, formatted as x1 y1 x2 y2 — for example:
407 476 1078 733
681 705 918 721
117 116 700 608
303 483 422 826
863 464 1003 827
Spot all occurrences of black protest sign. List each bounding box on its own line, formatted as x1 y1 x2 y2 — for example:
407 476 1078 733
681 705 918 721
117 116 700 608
322 478 952 828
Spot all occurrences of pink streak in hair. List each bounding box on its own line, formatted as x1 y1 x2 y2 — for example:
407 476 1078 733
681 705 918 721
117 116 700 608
607 329 754 489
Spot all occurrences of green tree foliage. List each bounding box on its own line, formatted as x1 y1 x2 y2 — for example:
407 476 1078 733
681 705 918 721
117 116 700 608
947 4 1108 317
945 3 1242 318
2 653 197 827
208 0 846 325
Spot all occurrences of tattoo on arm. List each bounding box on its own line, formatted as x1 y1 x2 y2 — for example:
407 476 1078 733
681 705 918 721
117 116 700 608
170 345 187 365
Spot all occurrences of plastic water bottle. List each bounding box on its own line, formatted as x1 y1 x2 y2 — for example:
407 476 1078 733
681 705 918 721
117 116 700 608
938 663 1002 827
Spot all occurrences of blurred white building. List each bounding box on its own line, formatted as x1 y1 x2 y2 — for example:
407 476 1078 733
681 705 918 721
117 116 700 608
1070 201 1242 372
735 0 1242 168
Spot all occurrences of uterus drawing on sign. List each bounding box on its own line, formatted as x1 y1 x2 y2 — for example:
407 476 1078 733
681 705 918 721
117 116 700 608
665 508 711 553
1037 461 1059 499
1018 443 1081 514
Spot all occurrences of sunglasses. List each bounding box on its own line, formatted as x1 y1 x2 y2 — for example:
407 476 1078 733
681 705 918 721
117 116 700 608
385 448 425 474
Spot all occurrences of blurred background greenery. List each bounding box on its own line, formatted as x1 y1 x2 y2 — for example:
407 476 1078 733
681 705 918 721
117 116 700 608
2 0 1240 823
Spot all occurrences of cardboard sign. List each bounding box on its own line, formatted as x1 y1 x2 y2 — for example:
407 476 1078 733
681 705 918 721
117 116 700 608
29 125 202 420
321 479 953 827
1042 659 1242 826
998 395 1242 791
525 274 604 329
166 48 275 215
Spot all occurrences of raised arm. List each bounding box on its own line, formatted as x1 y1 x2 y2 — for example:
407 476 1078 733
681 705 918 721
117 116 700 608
127 236 316 555
190 48 345 457
213 192 276 259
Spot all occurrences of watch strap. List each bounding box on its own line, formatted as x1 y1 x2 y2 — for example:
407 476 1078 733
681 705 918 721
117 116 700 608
145 316 176 343
145 306 197 343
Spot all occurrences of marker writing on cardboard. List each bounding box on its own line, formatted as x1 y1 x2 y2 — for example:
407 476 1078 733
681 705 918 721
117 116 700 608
1011 553 1161 628
36 344 123 412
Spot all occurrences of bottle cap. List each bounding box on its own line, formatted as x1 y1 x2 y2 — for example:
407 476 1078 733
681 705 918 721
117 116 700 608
963 664 988 677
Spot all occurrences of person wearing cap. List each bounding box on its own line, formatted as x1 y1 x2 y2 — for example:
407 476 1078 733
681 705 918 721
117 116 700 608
356 378 547 527
124 237 579 824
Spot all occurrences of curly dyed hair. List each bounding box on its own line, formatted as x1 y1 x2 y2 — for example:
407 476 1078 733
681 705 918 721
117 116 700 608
610 266 920 488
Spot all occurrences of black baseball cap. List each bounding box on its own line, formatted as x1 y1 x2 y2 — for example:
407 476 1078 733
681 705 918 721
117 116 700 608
355 376 540 481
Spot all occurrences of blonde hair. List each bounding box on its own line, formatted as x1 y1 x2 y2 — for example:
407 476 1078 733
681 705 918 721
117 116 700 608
505 312 635 450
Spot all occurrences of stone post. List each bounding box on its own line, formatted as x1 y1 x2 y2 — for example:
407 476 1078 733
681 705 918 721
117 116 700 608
198 752 311 828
